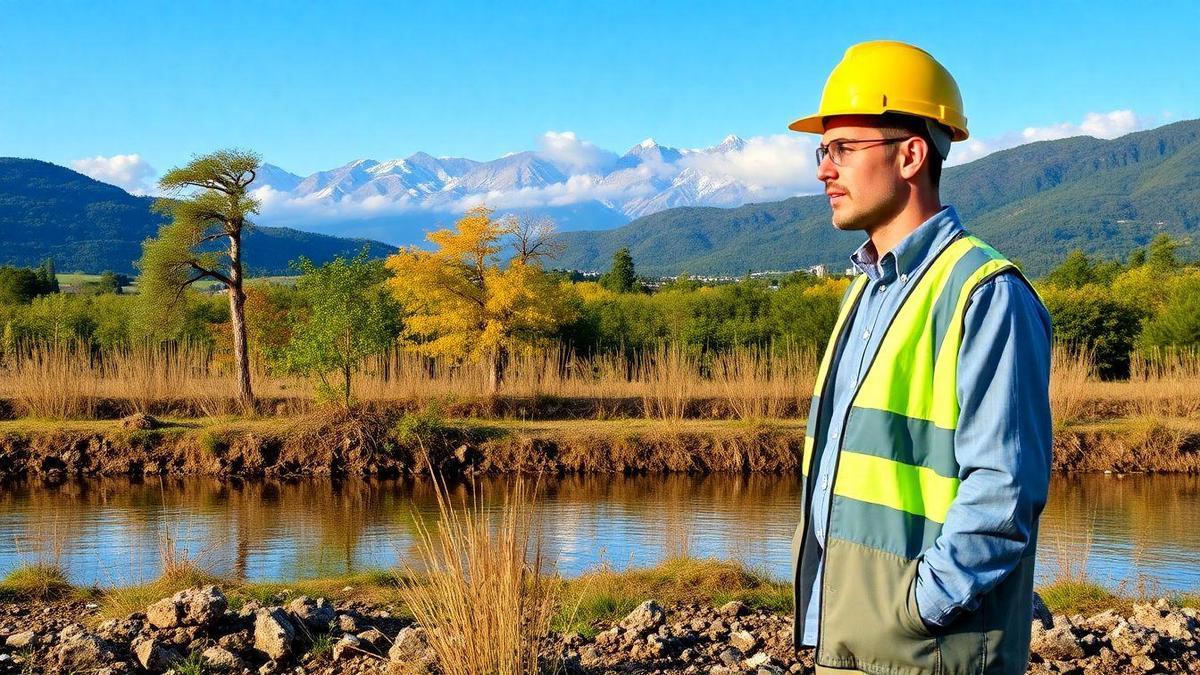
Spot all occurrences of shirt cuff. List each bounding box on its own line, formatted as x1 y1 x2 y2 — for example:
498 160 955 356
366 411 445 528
914 562 961 628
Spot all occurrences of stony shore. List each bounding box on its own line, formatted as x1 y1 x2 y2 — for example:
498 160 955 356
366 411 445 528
2 586 1198 674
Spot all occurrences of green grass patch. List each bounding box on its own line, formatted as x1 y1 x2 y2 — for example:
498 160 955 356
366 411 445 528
1038 579 1126 617
0 563 73 600
555 557 790 636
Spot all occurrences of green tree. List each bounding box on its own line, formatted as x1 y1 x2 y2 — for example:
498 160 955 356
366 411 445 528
1146 233 1181 271
1042 250 1119 288
1039 284 1144 378
37 259 59 293
275 250 402 407
138 149 261 406
1138 275 1200 349
0 266 46 304
599 247 639 293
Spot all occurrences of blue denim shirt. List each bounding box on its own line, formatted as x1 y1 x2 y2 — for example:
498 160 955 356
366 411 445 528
800 205 1052 646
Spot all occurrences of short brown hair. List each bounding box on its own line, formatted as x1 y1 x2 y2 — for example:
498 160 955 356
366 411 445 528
878 112 944 191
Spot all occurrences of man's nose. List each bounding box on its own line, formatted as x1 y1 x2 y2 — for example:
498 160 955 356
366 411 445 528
816 153 837 182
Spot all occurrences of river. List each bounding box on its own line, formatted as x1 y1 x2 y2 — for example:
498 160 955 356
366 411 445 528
0 474 1196 591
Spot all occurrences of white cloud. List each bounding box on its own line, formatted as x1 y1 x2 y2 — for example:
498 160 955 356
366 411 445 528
68 153 158 195
678 134 821 199
947 109 1149 166
535 130 618 174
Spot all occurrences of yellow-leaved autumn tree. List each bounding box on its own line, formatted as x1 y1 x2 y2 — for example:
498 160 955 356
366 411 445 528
386 206 577 392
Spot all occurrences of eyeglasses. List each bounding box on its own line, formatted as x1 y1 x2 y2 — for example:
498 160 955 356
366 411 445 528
816 137 913 167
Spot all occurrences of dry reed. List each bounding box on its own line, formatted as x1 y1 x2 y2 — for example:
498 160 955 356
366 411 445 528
398 473 558 675
2 338 1198 423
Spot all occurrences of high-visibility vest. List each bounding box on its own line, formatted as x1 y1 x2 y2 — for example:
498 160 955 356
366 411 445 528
793 233 1043 674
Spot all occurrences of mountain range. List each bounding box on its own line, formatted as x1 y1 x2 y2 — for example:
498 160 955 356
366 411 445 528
555 119 1200 277
250 134 786 241
0 158 395 275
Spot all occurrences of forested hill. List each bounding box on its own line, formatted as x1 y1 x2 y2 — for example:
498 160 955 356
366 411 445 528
0 158 396 275
555 119 1200 277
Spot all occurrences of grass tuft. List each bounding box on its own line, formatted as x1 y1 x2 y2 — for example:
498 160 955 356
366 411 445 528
0 563 73 600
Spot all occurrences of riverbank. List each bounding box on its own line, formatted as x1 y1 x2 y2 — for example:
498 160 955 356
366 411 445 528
0 408 1198 479
0 559 1197 673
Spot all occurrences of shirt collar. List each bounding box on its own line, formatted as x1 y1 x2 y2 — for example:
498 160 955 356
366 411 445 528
850 206 964 280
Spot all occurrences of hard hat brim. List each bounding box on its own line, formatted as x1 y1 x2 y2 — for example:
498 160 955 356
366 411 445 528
788 111 969 141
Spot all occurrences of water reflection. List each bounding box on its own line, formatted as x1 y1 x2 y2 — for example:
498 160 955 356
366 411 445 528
0 474 1195 591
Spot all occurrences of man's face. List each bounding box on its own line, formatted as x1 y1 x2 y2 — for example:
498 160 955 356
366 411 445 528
816 115 906 232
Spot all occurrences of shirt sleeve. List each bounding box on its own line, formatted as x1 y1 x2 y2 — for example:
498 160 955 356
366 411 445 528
913 271 1053 627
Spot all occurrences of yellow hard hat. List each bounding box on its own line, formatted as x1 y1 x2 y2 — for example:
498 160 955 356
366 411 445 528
789 40 968 142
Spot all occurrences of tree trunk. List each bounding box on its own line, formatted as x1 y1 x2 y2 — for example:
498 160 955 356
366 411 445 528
228 229 254 408
489 348 502 395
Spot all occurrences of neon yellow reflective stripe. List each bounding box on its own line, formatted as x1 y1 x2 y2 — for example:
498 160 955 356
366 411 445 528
853 237 975 427
929 257 1014 427
833 451 961 523
812 275 867 398
802 435 814 475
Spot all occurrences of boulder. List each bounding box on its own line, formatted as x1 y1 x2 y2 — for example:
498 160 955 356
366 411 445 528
254 607 296 661
388 626 434 670
146 585 227 628
719 600 749 618
52 629 113 672
333 634 362 662
730 629 757 653
356 627 388 653
5 631 35 648
620 599 666 635
120 413 160 430
201 645 247 671
132 635 183 671
286 595 335 630
1030 625 1083 661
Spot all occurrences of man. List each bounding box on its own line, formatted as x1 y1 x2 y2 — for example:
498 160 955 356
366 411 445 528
787 41 1052 674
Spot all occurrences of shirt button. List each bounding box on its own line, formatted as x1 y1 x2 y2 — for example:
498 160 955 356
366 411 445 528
900 273 909 284
821 476 829 490
830 429 839 439
878 284 887 293
862 329 870 341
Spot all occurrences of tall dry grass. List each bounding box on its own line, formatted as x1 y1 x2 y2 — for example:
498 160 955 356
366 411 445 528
2 338 1198 422
398 475 558 675
0 340 819 420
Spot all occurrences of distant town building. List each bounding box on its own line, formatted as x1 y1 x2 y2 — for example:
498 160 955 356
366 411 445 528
807 264 829 278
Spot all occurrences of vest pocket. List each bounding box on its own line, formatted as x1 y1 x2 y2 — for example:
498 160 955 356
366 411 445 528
820 539 940 674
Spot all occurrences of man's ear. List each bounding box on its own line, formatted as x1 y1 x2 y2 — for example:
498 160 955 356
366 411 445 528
897 136 929 183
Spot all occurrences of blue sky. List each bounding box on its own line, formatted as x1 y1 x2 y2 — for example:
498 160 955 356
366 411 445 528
2 0 1198 185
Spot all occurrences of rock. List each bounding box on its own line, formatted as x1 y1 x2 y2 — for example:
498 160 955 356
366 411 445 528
5 630 35 648
96 617 142 643
730 629 757 653
287 595 335 630
720 647 744 667
355 627 387 652
757 666 786 675
1132 601 1195 639
147 585 228 628
1109 622 1159 657
719 600 749 618
744 651 771 668
217 629 252 653
201 645 247 671
1131 654 1156 672
580 645 601 666
620 599 666 635
132 635 182 671
333 634 362 661
594 626 622 646
388 626 436 673
146 595 183 629
1031 625 1083 661
1084 609 1123 632
254 607 296 661
120 412 159 430
52 630 112 672
644 632 667 657
1032 591 1053 630
336 613 359 633
388 626 429 662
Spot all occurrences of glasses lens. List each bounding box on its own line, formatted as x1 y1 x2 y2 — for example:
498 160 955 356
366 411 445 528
816 147 827 165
